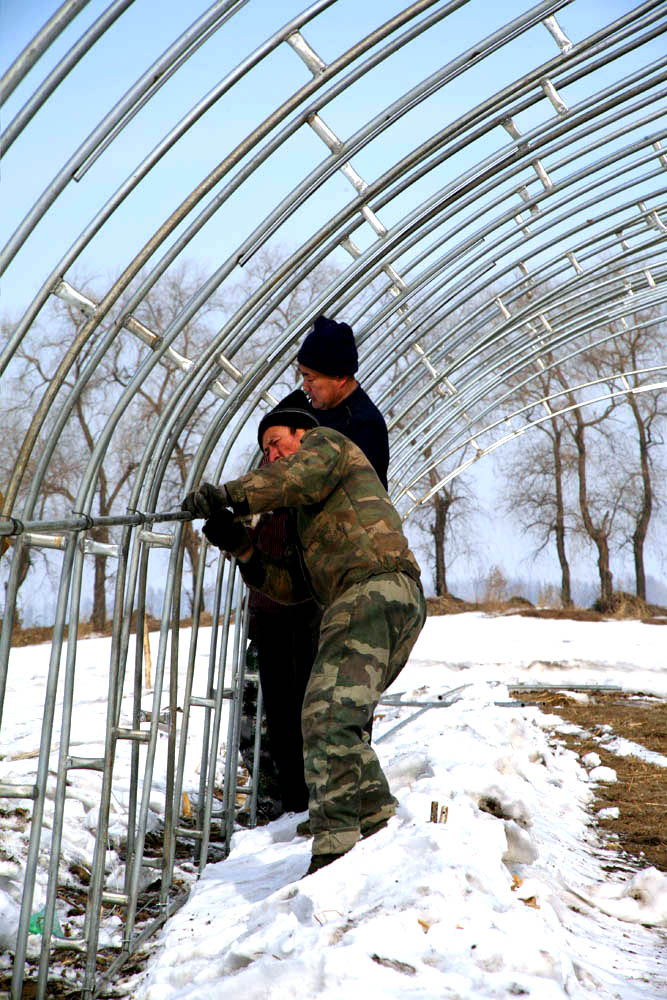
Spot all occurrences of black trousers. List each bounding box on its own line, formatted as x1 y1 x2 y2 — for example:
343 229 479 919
250 606 321 813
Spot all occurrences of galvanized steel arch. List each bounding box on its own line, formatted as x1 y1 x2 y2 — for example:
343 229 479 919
1 1 667 996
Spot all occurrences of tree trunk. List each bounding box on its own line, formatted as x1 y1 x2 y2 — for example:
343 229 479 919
627 393 652 601
596 520 614 609
90 523 109 630
432 490 451 596
91 552 107 631
5 543 32 628
90 556 107 632
552 424 572 606
183 522 204 612
572 411 614 609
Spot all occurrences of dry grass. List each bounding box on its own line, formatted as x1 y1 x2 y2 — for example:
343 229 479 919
6 594 666 649
513 689 667 873
426 594 667 624
4 612 216 648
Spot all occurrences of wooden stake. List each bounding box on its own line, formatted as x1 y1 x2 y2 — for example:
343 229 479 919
430 801 438 822
143 620 152 690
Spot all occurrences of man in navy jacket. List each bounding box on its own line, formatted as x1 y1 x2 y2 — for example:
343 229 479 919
297 315 389 488
243 317 390 820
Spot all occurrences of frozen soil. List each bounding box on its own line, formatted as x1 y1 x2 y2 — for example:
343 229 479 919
510 688 667 873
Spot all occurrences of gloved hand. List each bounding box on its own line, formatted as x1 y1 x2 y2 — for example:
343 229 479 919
202 510 252 559
181 482 230 519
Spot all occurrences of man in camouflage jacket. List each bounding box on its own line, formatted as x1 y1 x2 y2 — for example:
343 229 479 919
183 417 425 875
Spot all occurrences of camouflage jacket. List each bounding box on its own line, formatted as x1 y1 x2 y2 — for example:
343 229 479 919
224 427 421 607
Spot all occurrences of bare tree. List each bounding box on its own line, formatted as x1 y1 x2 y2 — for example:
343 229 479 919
229 244 342 395
410 465 478 597
567 380 625 610
596 307 667 600
501 412 576 606
499 275 667 610
4 263 232 625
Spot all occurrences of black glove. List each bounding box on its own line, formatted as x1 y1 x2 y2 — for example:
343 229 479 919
181 482 230 519
202 510 252 558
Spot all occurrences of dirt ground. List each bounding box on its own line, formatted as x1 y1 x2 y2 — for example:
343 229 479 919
510 688 667 873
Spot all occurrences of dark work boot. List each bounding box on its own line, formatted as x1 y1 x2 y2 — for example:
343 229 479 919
303 852 342 876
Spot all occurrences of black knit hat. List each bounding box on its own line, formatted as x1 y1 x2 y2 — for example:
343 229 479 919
296 315 358 376
257 389 319 449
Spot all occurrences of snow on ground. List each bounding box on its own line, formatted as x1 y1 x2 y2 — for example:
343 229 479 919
1 612 667 998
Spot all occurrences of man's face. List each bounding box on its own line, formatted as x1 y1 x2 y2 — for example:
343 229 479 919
298 364 346 410
261 425 304 464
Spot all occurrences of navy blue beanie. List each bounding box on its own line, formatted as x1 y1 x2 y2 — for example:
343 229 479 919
257 389 318 449
296 315 358 376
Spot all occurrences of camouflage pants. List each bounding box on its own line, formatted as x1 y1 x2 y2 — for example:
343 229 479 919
302 571 426 856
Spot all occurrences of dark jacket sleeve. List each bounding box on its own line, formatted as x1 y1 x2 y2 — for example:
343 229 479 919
238 547 313 605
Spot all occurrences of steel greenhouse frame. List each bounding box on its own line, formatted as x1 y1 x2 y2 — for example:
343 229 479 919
1 1 666 996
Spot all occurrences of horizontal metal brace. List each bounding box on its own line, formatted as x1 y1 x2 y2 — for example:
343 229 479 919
52 279 97 317
502 118 552 189
20 532 119 558
566 251 583 274
514 212 532 236
138 529 174 548
540 77 568 115
649 210 667 233
637 200 667 233
79 539 119 558
66 756 105 771
502 116 522 142
360 203 388 236
339 236 362 258
53 280 232 400
339 161 369 198
496 295 511 319
141 857 163 869
286 29 326 75
101 891 129 906
174 825 203 839
190 696 216 709
114 728 150 743
52 937 87 953
0 782 37 799
307 112 342 153
191 688 233 708
653 140 667 169
542 14 572 52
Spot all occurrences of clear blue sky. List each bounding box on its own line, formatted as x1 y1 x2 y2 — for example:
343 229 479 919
1 0 650 318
